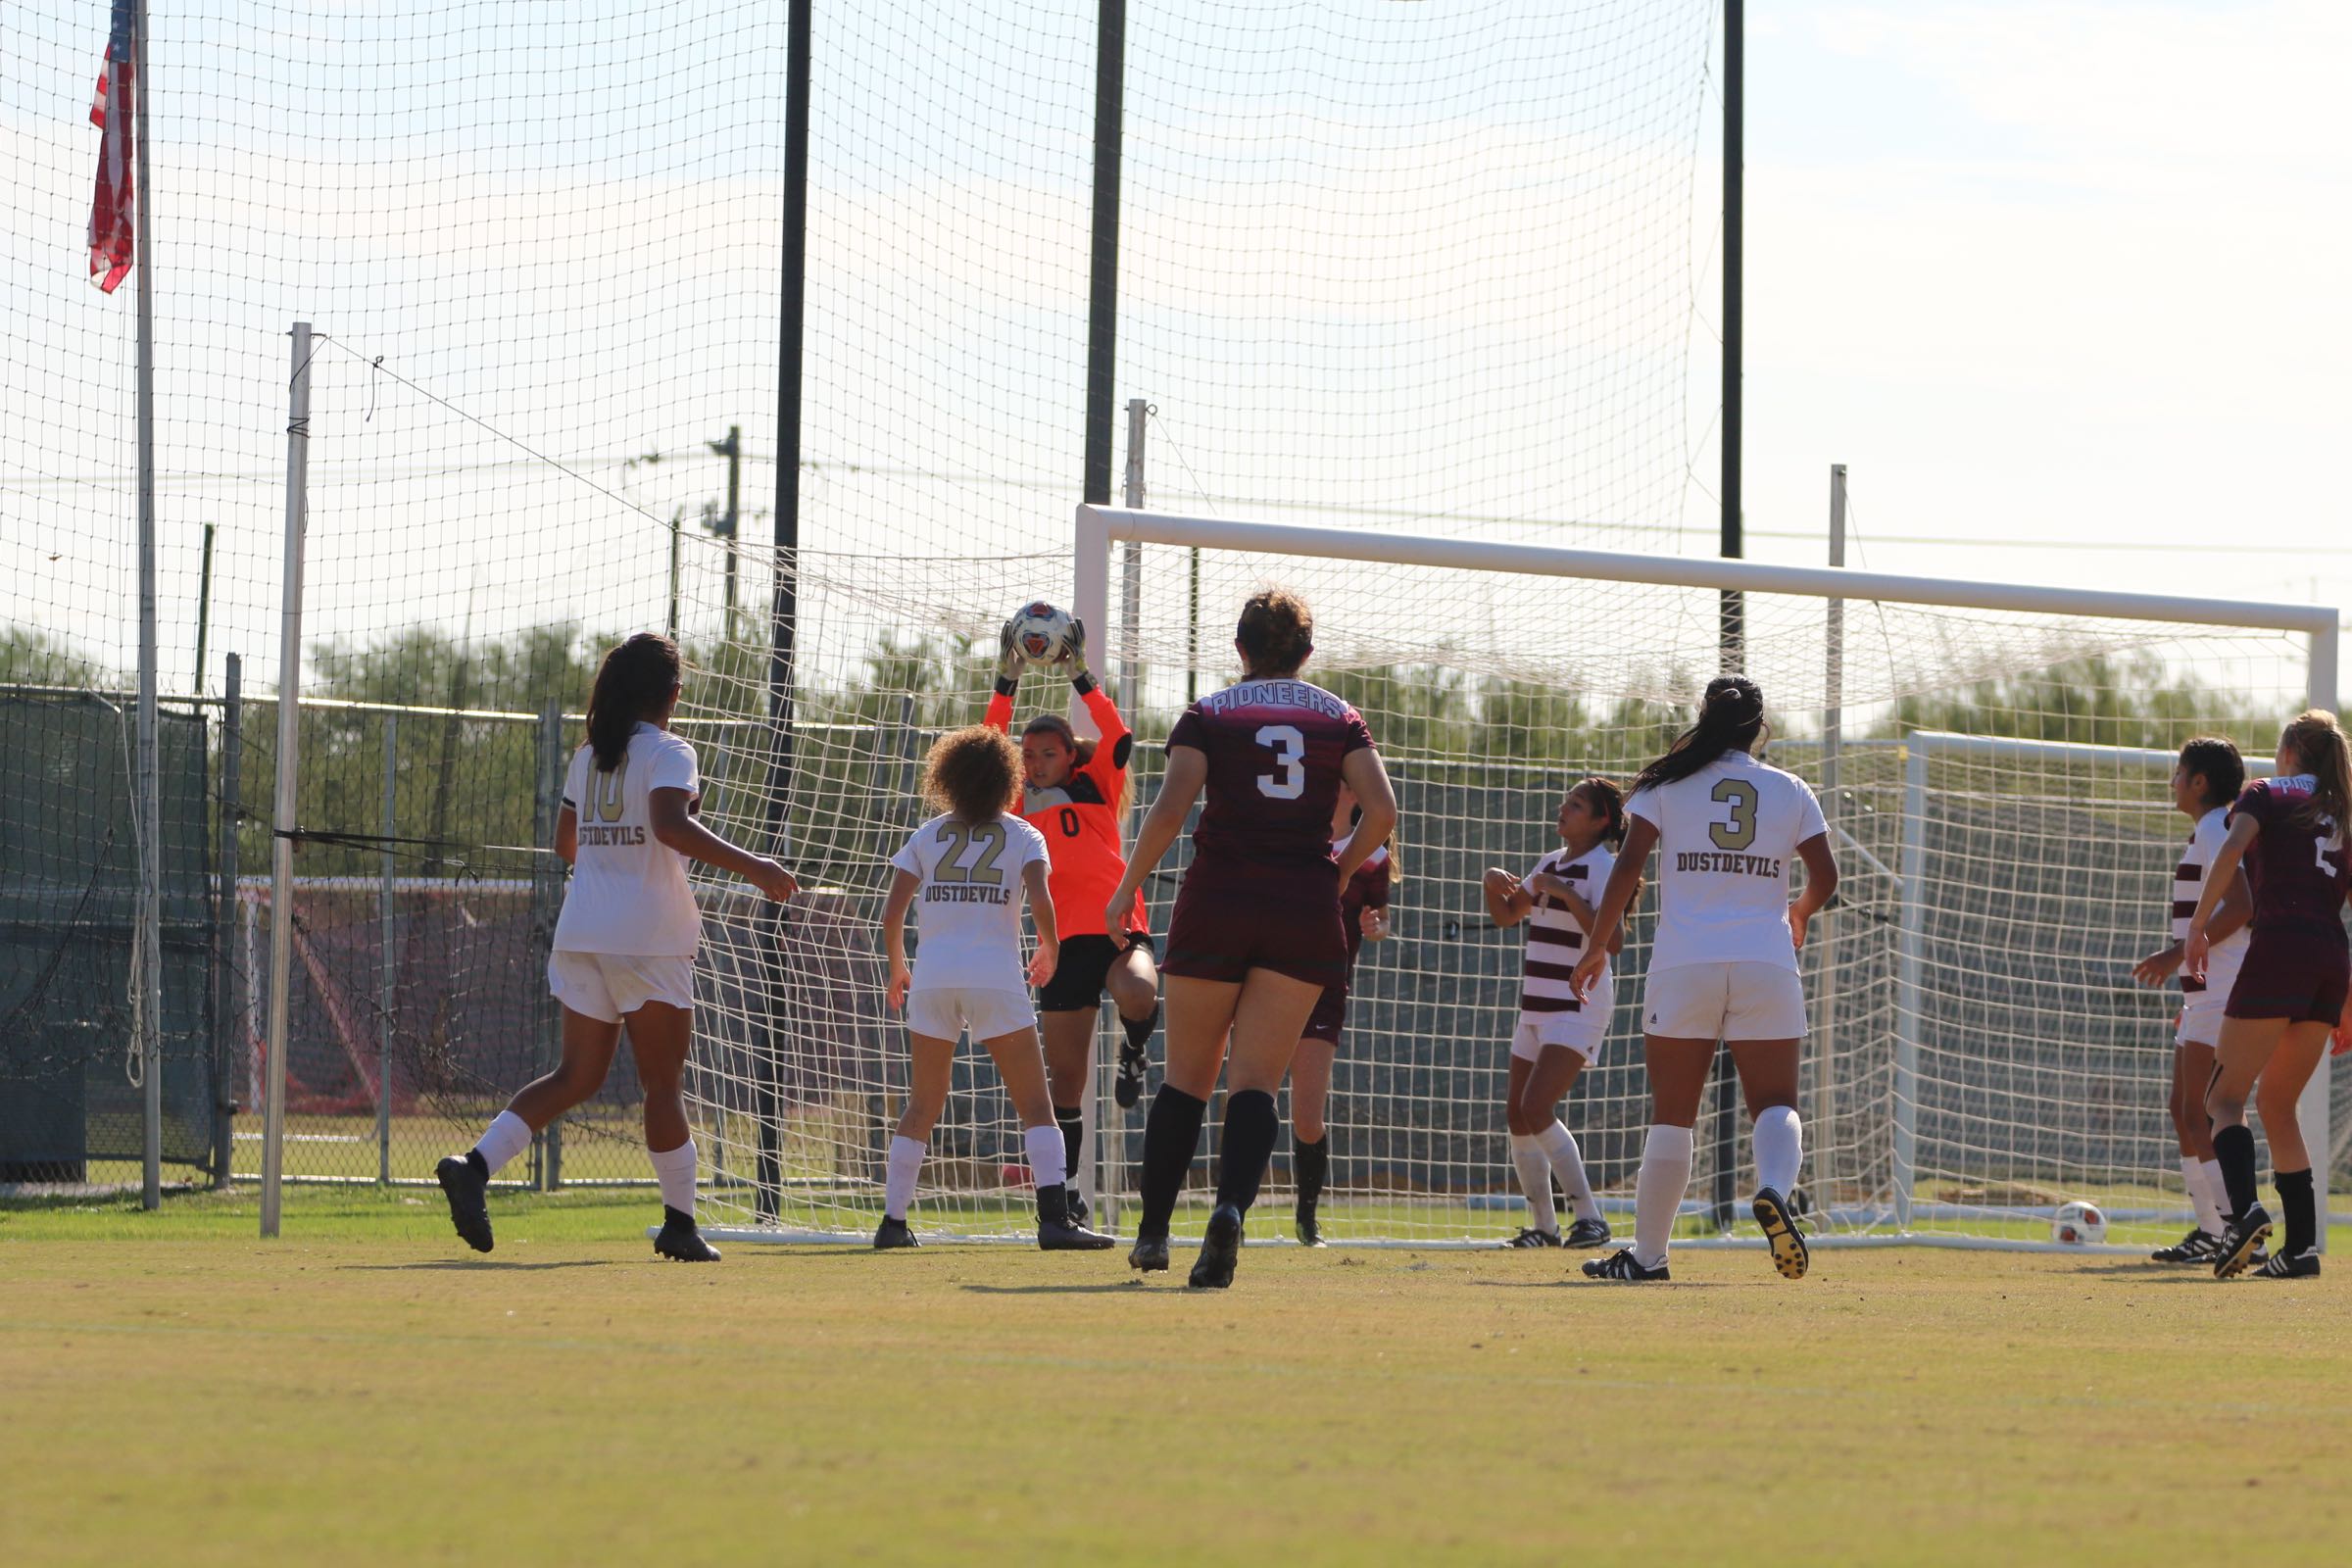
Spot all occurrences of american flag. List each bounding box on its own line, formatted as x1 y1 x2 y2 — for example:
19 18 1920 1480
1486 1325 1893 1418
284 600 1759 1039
88 0 137 294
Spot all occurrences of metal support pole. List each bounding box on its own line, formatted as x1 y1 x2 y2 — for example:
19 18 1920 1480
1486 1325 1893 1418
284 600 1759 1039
667 508 682 640
376 713 396 1185
2301 629 2338 1250
1718 0 1744 673
755 0 813 1223
533 702 564 1190
132 0 162 1210
1082 0 1126 510
194 522 215 696
1812 465 1845 1198
1892 743 1928 1233
212 655 242 1189
262 322 313 1239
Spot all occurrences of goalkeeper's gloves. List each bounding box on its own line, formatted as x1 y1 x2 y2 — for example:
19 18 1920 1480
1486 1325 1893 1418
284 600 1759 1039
994 616 1026 697
1059 615 1098 696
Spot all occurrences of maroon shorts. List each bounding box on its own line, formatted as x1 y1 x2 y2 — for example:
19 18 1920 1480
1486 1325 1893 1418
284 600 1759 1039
1163 859 1348 990
2225 930 2352 1025
1301 978 1349 1045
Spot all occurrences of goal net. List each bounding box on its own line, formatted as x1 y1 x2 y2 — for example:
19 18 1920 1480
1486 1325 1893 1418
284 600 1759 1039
678 510 2336 1250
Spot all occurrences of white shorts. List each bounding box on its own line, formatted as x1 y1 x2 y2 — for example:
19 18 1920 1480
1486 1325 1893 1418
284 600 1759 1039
2176 970 2244 1047
1643 962 1806 1042
548 951 696 1024
1510 982 1613 1065
906 987 1036 1043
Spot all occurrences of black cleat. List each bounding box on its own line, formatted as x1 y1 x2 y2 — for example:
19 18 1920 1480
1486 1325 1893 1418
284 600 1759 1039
1066 1191 1091 1228
2214 1204 2272 1279
2150 1227 2223 1264
1128 1233 1171 1273
1752 1187 1809 1280
654 1206 720 1262
1039 1216 1117 1250
1188 1203 1244 1289
1503 1226 1564 1250
873 1216 920 1250
435 1153 494 1253
2250 1247 2320 1280
1114 1005 1157 1109
1562 1215 1614 1250
1583 1247 1670 1282
1296 1211 1327 1248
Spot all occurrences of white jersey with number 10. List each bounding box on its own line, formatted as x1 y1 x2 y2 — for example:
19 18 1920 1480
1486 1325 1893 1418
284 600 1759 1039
1626 752 1828 976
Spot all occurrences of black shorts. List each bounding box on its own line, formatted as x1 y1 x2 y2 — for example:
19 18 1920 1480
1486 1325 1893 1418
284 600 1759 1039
2225 930 2351 1025
1038 932 1155 1013
1301 979 1349 1046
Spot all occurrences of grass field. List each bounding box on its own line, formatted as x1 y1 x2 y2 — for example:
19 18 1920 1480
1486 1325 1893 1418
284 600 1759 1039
5 1189 2350 1567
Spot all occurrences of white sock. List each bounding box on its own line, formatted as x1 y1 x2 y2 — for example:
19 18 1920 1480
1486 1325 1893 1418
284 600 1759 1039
885 1135 925 1221
1633 1123 1694 1269
472 1110 532 1177
1023 1124 1067 1204
2184 1155 2226 1237
1537 1120 1600 1223
649 1139 698 1218
1510 1135 1557 1235
1751 1104 1802 1197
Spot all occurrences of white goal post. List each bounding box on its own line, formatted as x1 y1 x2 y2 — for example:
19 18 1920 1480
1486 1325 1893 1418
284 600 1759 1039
1073 504 2340 1251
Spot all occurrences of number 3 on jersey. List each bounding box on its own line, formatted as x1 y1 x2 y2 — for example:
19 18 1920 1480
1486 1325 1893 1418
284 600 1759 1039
1710 777 1757 851
1255 724 1305 799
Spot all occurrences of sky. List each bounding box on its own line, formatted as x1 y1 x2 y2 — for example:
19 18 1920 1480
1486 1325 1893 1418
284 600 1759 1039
2 0 2344 709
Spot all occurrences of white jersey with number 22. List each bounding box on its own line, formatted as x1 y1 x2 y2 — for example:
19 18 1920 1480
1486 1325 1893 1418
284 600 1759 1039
890 812 1052 994
1627 752 1827 976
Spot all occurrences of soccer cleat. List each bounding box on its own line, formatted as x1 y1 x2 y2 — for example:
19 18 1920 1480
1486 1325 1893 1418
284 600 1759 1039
654 1206 720 1262
873 1216 921 1250
1295 1211 1326 1248
435 1153 494 1253
2213 1204 2273 1279
1562 1215 1614 1250
2249 1247 2320 1280
2150 1227 2223 1264
1503 1226 1564 1250
1187 1203 1244 1289
1114 1005 1158 1109
1038 1215 1117 1251
1582 1247 1670 1283
1128 1233 1171 1273
1066 1190 1091 1228
1752 1187 1809 1281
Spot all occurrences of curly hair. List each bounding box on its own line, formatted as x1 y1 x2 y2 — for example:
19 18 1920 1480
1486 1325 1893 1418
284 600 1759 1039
1236 587 1314 678
922 725 1021 823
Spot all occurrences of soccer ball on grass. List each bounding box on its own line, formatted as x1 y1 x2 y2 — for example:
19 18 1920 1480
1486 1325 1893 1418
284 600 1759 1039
1008 601 1074 664
2050 1200 2106 1246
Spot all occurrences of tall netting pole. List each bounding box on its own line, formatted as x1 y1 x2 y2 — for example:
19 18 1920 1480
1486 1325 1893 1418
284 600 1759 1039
132 0 163 1210
260 321 312 1240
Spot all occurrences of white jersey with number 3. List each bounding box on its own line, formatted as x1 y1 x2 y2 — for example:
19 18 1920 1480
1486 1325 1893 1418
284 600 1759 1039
1627 752 1828 975
891 812 1051 993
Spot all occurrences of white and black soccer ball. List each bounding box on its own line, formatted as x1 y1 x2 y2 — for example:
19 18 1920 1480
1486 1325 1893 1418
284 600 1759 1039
1008 601 1073 663
2050 1200 2106 1247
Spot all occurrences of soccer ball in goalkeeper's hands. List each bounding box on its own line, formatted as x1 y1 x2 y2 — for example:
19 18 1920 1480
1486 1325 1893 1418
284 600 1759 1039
2050 1200 2106 1246
1009 601 1074 664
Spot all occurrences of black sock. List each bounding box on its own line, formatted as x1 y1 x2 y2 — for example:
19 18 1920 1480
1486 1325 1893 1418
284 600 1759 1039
1054 1106 1085 1186
1139 1087 1207 1239
1036 1180 1069 1227
1214 1089 1281 1215
1294 1134 1329 1217
1122 1005 1158 1054
2212 1124 2260 1223
465 1149 488 1180
662 1204 695 1231
2276 1167 2316 1256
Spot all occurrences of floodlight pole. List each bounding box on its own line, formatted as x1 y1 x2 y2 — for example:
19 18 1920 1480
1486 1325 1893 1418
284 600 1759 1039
262 322 313 1239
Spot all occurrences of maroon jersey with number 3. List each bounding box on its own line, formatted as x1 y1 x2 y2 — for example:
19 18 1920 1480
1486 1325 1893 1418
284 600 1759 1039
1161 678 1378 987
2227 775 2351 937
1166 678 1376 870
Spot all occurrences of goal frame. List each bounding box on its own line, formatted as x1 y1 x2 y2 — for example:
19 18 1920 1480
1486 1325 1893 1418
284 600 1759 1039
1074 503 2340 1252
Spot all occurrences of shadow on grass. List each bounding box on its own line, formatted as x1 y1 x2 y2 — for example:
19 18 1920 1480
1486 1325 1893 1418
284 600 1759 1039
335 1259 618 1272
2071 1262 2225 1282
960 1281 1154 1296
1467 1277 1737 1291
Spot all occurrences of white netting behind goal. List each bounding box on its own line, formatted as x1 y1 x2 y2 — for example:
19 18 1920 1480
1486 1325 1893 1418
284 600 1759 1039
678 533 2322 1248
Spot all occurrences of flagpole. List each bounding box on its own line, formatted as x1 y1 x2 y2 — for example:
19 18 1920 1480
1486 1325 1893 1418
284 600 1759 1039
132 0 165 1209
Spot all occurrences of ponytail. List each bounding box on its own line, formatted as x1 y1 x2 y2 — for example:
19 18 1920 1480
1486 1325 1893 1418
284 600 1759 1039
1631 675 1767 795
2279 710 2352 832
585 632 681 771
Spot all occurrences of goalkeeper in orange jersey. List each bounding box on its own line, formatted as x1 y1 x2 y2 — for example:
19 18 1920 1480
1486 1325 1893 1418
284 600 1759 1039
985 612 1162 1226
